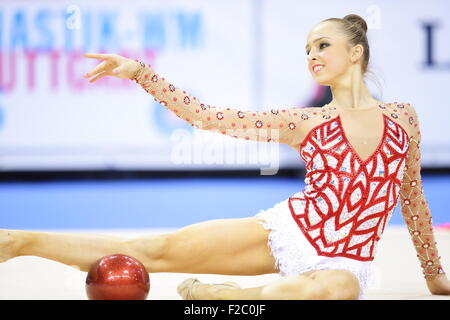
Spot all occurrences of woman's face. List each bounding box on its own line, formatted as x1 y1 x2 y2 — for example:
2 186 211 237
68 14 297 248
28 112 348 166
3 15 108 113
305 22 362 86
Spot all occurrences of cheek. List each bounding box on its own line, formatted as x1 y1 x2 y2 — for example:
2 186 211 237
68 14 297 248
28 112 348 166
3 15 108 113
324 51 350 73
313 54 347 85
320 59 347 77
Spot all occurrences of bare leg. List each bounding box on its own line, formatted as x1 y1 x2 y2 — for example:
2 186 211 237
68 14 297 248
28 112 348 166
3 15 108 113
182 270 361 300
0 229 161 273
1 222 361 300
1 217 276 275
157 217 276 275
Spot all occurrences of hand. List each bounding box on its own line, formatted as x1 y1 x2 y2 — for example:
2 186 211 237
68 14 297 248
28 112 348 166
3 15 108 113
83 53 140 83
426 274 450 295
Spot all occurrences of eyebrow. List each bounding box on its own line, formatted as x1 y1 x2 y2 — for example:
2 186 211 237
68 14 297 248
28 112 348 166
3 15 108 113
305 37 330 50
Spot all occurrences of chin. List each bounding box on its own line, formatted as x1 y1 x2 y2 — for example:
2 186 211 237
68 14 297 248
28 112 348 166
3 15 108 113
314 73 336 86
314 78 331 86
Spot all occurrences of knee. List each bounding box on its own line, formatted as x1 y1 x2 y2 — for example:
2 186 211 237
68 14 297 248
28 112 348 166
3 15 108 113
123 234 170 271
323 270 361 300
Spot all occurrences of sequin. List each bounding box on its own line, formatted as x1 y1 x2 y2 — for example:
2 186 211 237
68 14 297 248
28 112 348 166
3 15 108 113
289 113 410 262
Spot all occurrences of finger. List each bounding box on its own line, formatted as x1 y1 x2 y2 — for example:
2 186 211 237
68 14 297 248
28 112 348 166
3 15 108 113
84 60 107 78
88 71 110 83
83 53 109 59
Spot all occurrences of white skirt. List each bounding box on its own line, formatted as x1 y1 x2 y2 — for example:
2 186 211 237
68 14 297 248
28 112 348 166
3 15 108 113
254 197 376 300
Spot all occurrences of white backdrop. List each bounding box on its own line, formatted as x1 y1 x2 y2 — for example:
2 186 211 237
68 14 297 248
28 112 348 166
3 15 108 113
1 0 449 172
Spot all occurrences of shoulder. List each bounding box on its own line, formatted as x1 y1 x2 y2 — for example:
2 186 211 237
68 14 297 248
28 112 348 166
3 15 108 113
289 105 336 148
289 106 333 148
382 102 420 140
286 105 333 124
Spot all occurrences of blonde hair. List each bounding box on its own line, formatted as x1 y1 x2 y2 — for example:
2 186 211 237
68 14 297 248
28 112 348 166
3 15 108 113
321 14 383 98
322 14 369 73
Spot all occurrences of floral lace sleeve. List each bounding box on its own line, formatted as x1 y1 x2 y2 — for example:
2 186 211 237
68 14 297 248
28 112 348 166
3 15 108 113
400 105 446 280
131 60 308 147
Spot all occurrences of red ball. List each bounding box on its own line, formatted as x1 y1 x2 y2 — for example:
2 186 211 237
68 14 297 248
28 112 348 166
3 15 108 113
85 254 150 300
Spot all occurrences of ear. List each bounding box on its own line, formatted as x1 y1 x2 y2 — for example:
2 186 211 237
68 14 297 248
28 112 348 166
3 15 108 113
351 44 364 63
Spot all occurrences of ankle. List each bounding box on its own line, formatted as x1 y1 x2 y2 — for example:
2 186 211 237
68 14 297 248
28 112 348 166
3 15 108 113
0 229 27 260
13 230 31 257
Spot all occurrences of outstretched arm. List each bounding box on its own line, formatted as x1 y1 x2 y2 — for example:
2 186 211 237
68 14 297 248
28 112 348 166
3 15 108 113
399 105 449 294
131 60 307 147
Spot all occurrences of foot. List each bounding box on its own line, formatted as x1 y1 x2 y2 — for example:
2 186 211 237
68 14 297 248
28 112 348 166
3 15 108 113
0 229 23 263
177 278 241 300
177 278 200 300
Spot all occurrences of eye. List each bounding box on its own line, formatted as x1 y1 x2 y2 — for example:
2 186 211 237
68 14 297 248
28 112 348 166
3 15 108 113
306 42 329 55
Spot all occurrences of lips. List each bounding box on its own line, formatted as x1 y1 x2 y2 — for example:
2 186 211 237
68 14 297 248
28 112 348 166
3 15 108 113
312 64 325 73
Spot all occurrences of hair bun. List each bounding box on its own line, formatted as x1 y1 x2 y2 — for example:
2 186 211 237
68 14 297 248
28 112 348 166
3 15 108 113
343 14 368 33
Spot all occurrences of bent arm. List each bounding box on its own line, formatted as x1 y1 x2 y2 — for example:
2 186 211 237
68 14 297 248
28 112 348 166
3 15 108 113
399 106 446 281
131 61 307 147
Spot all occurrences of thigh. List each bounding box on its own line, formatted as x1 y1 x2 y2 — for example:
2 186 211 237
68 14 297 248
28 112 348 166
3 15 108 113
164 217 277 275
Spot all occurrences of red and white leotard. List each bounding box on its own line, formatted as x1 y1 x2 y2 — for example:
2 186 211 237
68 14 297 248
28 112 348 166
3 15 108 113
132 62 445 285
289 112 409 262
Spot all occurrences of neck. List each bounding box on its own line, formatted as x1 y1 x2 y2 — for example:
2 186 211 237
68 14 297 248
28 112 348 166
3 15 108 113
328 66 379 110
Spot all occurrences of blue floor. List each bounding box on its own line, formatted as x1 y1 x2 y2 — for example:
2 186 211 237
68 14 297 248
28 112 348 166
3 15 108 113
0 176 449 230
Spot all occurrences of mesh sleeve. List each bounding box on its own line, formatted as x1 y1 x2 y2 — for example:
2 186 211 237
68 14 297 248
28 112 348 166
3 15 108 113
131 61 306 147
399 105 446 280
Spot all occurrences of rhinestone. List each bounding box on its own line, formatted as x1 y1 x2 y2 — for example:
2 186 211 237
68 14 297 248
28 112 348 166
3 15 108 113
289 109 410 261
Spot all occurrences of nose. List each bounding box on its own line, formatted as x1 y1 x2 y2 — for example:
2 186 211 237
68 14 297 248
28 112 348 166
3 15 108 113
307 51 317 63
307 55 318 68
